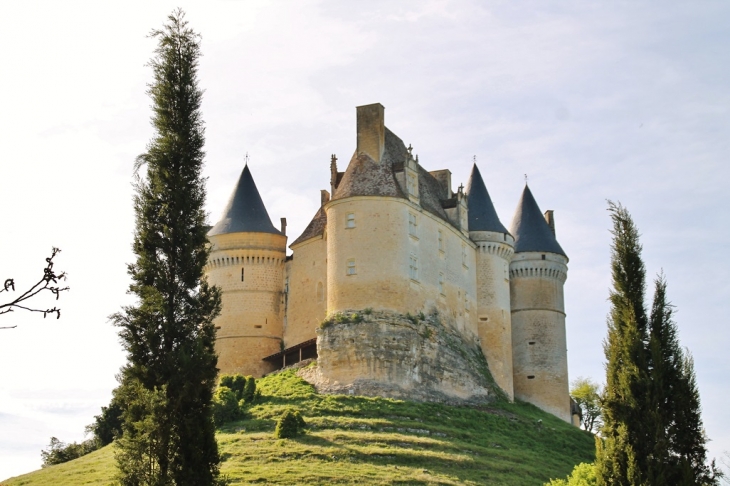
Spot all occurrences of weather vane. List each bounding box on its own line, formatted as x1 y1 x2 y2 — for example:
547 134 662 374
524 173 528 184
473 155 477 164
244 152 250 166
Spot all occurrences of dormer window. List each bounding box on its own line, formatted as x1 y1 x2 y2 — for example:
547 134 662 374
346 213 356 229
407 173 418 196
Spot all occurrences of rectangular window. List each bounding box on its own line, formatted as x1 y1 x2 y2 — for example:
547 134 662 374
407 173 417 196
346 213 356 229
347 259 356 275
438 273 444 294
409 212 418 237
284 278 289 293
409 254 419 281
438 230 444 252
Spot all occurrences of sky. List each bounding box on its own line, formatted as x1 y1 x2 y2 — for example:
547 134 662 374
0 0 728 480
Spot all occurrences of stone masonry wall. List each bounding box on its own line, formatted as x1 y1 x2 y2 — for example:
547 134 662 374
306 310 501 405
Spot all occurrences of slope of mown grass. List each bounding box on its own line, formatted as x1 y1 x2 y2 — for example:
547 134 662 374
4 369 594 485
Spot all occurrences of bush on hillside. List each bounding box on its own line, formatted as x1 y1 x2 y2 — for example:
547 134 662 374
212 386 241 426
219 374 257 404
41 436 100 467
545 462 597 486
274 408 306 439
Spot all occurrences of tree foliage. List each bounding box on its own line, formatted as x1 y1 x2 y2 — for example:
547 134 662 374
111 9 222 485
570 377 602 433
546 462 597 486
0 247 68 328
596 201 716 486
40 436 99 467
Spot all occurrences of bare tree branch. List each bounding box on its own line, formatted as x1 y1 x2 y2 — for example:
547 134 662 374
1 247 69 328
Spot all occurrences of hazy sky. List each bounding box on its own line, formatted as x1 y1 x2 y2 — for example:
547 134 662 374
1 0 728 480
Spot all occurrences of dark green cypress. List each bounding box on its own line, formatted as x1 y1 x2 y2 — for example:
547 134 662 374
648 275 714 485
111 9 222 486
596 201 651 486
597 202 715 486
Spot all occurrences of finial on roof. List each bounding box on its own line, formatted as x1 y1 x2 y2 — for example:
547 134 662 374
244 152 250 166
466 163 510 234
407 144 413 156
524 173 528 184
415 154 419 164
331 154 337 164
473 155 477 164
208 164 282 236
509 185 566 257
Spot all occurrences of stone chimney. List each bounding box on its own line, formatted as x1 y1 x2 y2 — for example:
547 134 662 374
356 103 385 163
544 210 555 236
280 217 287 236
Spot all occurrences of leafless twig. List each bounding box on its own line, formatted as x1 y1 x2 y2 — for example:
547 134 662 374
0 247 69 328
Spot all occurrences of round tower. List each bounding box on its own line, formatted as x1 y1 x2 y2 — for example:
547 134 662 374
466 164 515 400
508 185 570 422
205 165 286 377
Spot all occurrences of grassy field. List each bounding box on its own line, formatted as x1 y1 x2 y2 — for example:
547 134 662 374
4 370 595 485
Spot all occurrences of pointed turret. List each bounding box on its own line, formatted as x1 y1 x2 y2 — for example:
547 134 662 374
509 185 566 257
209 165 282 236
466 164 509 234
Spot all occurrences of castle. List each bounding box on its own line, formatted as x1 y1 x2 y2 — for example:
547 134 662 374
204 103 573 423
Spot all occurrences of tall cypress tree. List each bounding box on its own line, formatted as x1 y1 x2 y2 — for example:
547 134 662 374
597 202 715 486
596 201 651 486
112 9 222 486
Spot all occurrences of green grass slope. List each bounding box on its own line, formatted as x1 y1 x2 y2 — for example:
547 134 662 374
5 370 594 485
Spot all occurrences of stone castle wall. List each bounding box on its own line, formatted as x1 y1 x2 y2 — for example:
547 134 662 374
326 195 478 338
284 236 327 347
206 231 287 377
510 251 570 422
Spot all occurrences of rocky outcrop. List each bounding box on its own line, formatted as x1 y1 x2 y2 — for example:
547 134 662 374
298 310 503 405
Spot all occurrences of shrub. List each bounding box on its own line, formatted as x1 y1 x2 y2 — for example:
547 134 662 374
212 386 241 425
219 374 247 400
241 376 257 403
275 408 306 439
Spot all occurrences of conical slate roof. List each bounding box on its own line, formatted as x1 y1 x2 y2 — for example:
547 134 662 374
509 185 566 257
208 165 282 236
466 164 509 234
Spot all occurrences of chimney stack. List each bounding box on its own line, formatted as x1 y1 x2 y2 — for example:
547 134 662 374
544 210 555 236
280 217 287 236
356 103 385 163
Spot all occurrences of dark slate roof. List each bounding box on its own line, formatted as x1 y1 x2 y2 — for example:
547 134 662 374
466 164 509 234
332 126 455 226
208 165 282 236
332 127 406 200
290 206 327 247
509 185 566 257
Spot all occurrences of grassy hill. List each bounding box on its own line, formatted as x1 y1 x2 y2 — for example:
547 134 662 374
4 369 594 485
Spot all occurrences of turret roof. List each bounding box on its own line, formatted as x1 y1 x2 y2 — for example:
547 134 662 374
208 165 282 236
466 163 509 234
290 206 327 247
509 185 566 257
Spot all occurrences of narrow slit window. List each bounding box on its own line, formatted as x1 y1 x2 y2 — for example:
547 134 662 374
461 244 468 267
438 273 444 294
346 213 356 229
527 375 535 380
241 268 245 282
438 230 444 251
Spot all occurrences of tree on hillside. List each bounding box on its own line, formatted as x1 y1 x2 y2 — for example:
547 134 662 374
0 247 68 328
596 201 716 486
570 377 602 433
111 9 222 485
